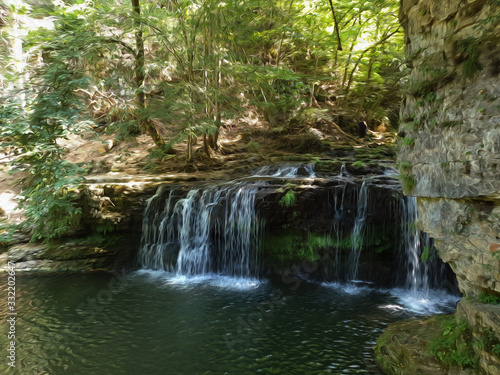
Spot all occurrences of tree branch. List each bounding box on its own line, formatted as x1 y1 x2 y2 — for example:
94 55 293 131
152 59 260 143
327 0 342 51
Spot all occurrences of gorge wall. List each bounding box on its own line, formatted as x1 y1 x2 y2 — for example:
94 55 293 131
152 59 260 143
385 0 500 373
399 0 500 298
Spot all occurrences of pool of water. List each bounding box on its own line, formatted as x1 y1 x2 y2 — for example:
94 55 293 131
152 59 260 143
1 271 458 374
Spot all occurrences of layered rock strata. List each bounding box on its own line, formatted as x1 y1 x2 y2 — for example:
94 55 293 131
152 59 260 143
381 0 500 373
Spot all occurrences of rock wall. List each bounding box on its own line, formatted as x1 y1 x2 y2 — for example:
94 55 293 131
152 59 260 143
393 0 500 373
398 0 500 298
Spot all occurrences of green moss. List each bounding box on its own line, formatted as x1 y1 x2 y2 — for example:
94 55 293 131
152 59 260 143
261 231 334 264
353 145 397 160
245 141 261 152
315 160 343 174
428 315 478 370
400 137 415 146
397 161 412 170
408 68 455 99
440 161 451 171
279 190 297 208
478 292 500 304
353 160 365 169
399 173 416 194
261 226 395 267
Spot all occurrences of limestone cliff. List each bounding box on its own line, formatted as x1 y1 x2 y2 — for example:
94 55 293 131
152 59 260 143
391 0 500 373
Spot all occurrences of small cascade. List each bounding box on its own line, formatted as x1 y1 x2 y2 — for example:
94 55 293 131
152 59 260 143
389 195 459 314
253 163 316 178
400 196 428 295
399 196 451 295
338 164 349 177
139 184 261 278
327 182 346 278
347 180 370 282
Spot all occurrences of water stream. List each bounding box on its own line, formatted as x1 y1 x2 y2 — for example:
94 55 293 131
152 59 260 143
140 183 261 278
347 180 370 282
0 164 460 374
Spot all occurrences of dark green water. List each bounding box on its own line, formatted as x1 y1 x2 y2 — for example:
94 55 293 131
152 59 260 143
1 271 456 375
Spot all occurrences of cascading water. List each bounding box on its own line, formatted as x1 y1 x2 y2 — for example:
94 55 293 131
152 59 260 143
400 196 429 295
253 163 316 178
398 196 453 294
347 180 370 282
138 163 457 311
139 184 261 279
338 163 349 177
388 195 460 314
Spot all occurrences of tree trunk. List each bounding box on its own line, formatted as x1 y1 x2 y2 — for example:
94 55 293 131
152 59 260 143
345 51 366 94
131 0 165 148
187 134 193 163
327 0 343 52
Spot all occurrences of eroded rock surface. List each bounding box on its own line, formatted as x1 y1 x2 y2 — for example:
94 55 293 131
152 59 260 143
379 0 500 374
398 0 500 303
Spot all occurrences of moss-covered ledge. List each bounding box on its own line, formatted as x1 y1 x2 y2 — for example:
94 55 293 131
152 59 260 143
374 316 475 375
375 299 500 375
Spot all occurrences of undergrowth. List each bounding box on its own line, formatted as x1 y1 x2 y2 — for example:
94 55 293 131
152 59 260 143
279 190 297 208
478 292 500 304
428 315 478 370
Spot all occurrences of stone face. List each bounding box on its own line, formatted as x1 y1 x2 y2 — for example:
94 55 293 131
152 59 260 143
398 0 500 296
388 1 500 373
0 242 137 273
416 198 500 296
398 0 500 200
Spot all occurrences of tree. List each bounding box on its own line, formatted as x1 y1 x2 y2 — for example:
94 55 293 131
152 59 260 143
1 10 90 240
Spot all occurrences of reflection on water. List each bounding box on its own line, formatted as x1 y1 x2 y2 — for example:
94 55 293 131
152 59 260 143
0 272 458 375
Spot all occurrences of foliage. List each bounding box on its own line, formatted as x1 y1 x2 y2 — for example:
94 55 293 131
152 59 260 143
399 173 416 194
353 160 365 168
456 38 482 77
261 231 334 264
279 190 297 208
0 0 405 241
244 141 261 152
2 0 405 152
420 245 436 262
428 316 478 370
473 327 500 359
478 293 500 305
0 10 89 241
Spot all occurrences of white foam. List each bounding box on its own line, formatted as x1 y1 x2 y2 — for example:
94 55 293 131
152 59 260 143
387 288 459 315
321 281 459 314
321 282 374 296
133 270 262 291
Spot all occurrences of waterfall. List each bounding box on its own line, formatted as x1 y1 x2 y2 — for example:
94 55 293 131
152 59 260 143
399 196 451 295
400 197 428 295
139 184 261 278
339 164 348 177
138 164 455 303
253 163 316 178
347 180 370 282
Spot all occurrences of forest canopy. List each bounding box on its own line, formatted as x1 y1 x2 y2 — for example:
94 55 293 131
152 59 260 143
0 0 404 241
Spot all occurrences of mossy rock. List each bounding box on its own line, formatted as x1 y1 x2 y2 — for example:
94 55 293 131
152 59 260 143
375 316 477 375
